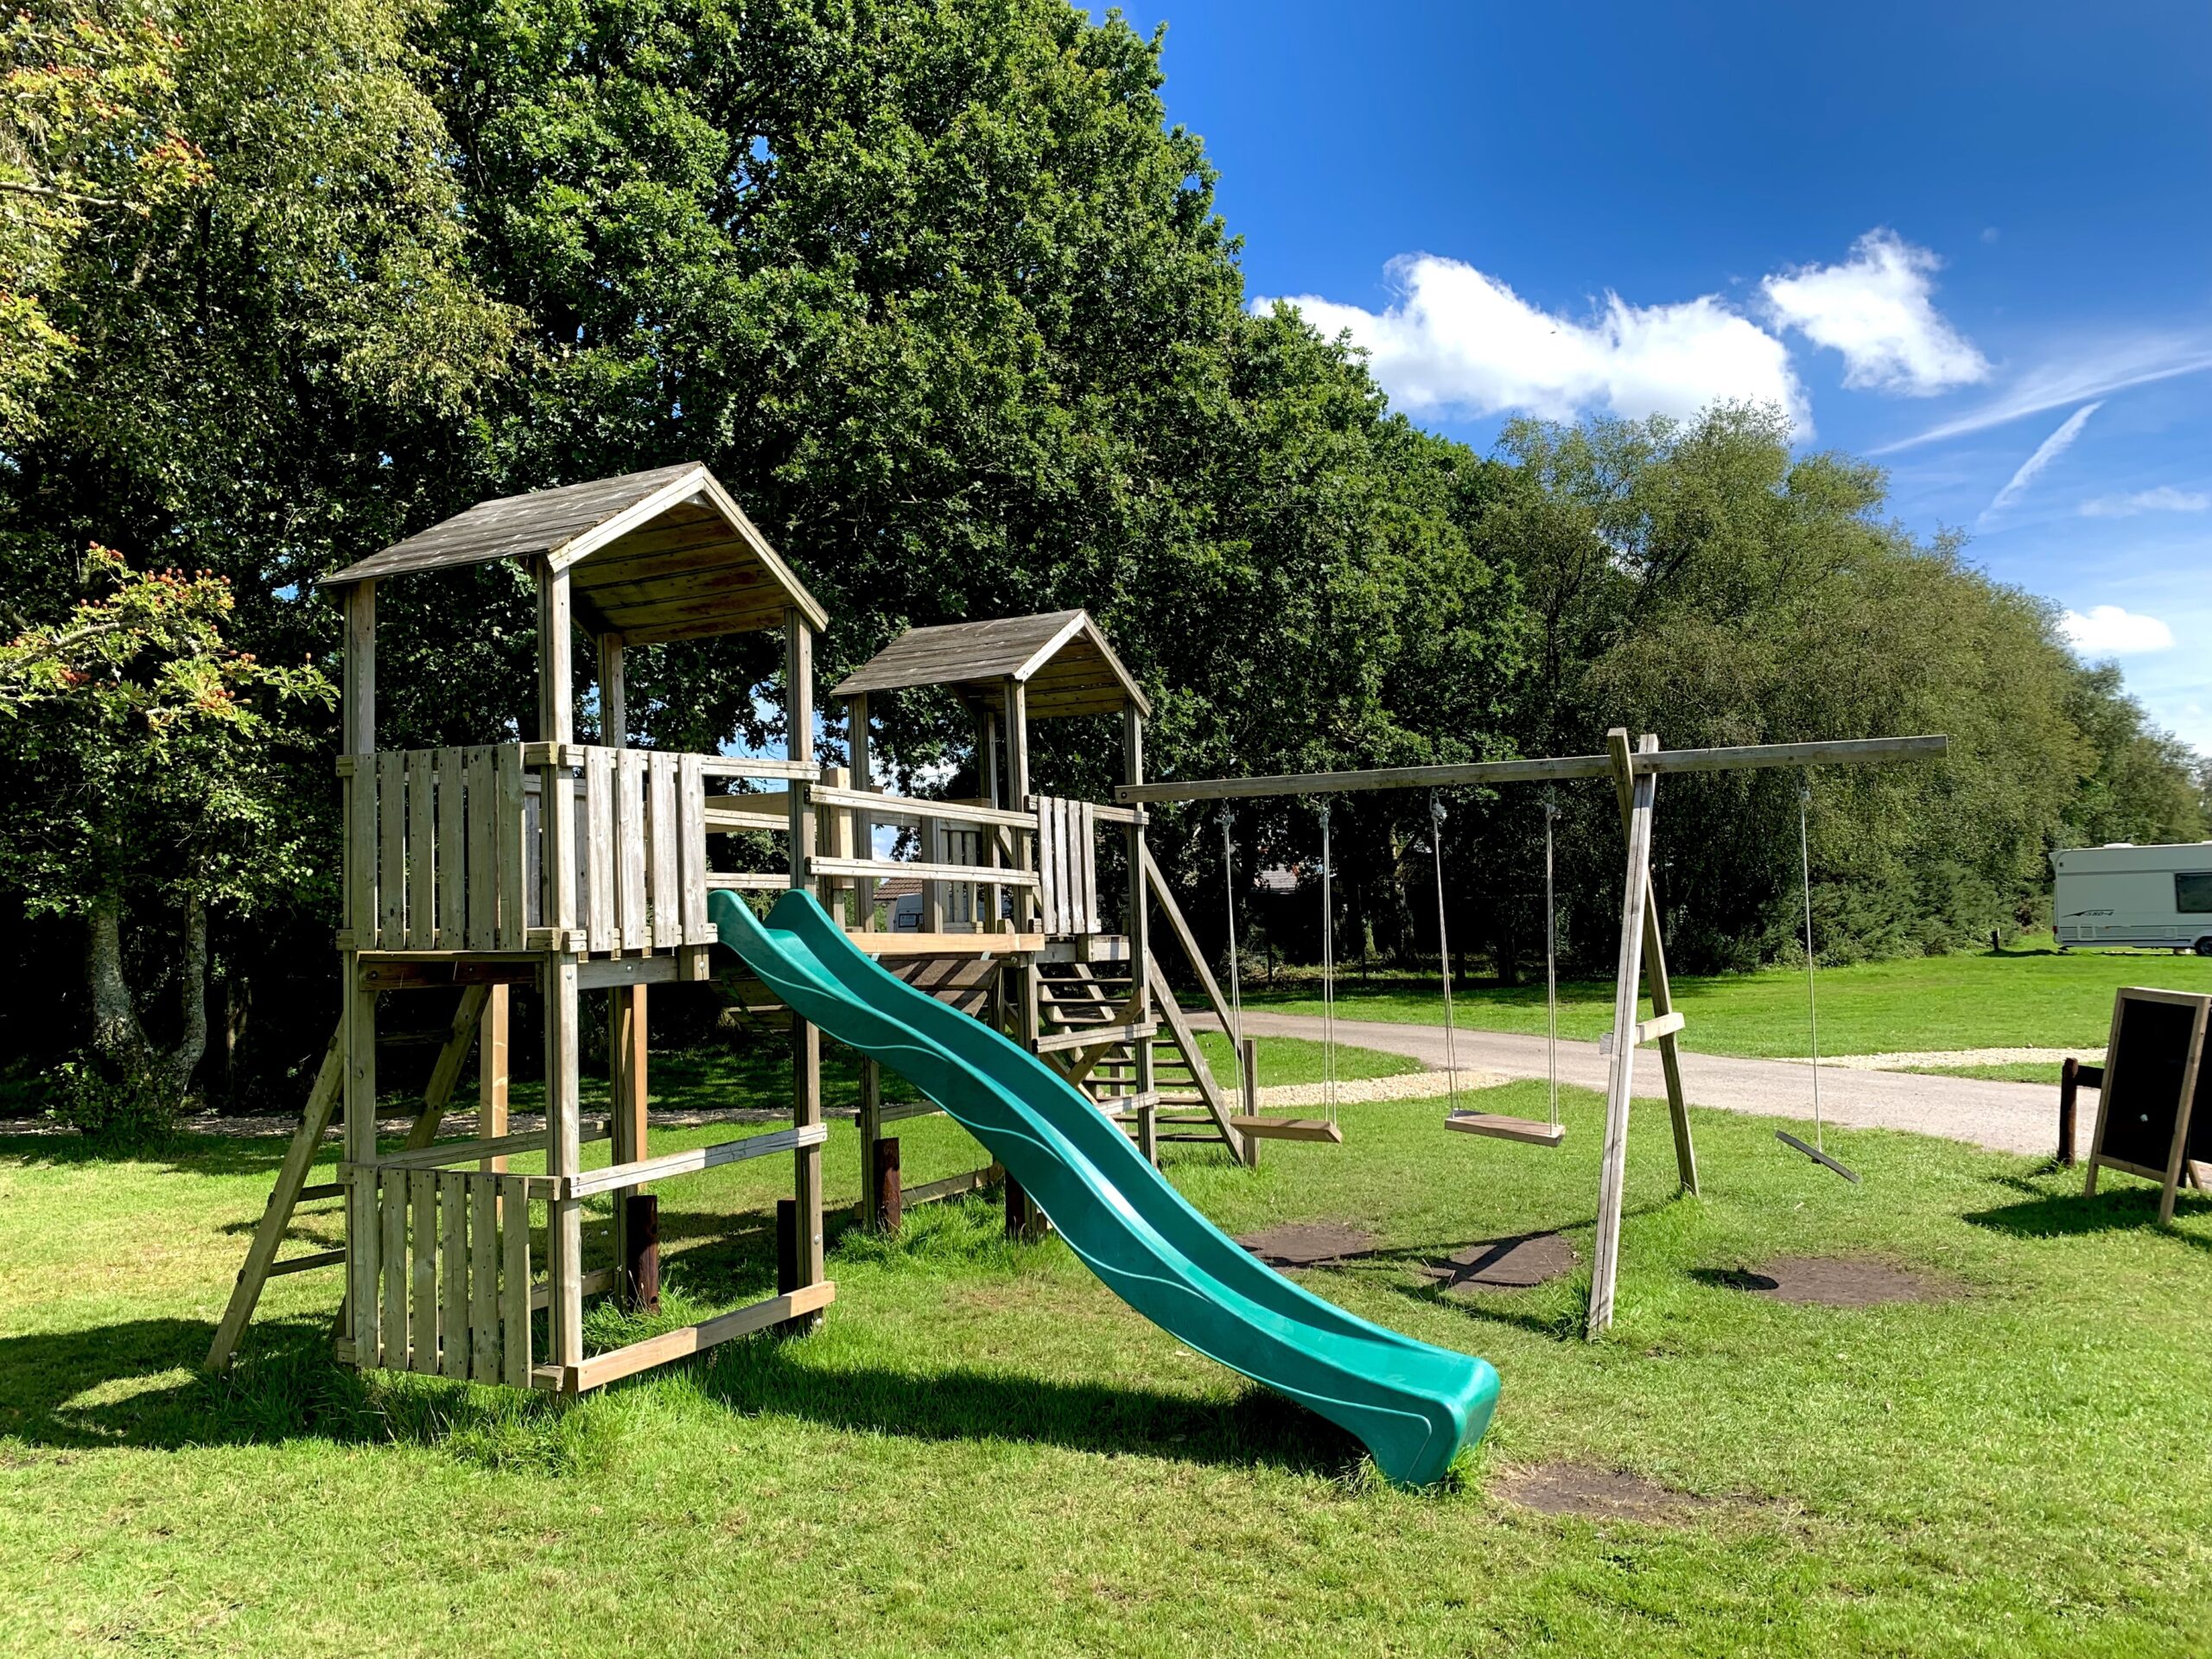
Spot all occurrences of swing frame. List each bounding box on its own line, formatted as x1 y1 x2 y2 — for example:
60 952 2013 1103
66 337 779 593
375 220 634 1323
1118 728 1949 1336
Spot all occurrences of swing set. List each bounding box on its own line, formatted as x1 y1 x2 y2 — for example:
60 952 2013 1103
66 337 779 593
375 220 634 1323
1123 727 1944 1334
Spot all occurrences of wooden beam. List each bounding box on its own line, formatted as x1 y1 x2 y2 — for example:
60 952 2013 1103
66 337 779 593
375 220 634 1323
562 1123 830 1201
785 607 825 1328
1588 728 1657 1338
1113 734 1949 804
552 1281 836 1393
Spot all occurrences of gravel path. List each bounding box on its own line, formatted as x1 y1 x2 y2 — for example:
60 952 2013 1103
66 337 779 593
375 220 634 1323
1213 1011 2064 1158
1815 1046 2100 1071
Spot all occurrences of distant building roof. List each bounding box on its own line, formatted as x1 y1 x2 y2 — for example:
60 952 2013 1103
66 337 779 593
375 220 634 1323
830 609 1149 719
320 463 828 639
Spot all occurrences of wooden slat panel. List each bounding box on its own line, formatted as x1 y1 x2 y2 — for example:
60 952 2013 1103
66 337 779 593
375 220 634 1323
1077 801 1096 934
679 752 711 944
495 746 526 950
649 751 679 950
1036 798 1060 935
470 1176 499 1382
618 747 647 950
350 1166 379 1363
405 751 435 949
410 1170 438 1374
585 747 615 952
1057 798 1077 933
439 1171 467 1380
522 781 542 932
378 1171 407 1369
501 1174 531 1389
466 747 496 950
378 752 406 949
435 749 466 947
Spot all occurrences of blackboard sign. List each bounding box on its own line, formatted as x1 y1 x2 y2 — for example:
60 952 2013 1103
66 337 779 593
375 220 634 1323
2084 987 2212 1224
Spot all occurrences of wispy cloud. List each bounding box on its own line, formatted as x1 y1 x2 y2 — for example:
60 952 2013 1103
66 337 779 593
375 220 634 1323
1259 255 1808 431
1980 402 2102 526
2080 486 2211 518
1876 333 2212 451
1761 230 1988 395
2061 605 2176 656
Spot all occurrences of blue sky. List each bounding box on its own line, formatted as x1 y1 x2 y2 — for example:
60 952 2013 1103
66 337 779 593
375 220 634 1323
1117 2 2212 754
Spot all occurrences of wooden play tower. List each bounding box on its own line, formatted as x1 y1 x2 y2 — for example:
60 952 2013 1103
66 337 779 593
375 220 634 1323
210 465 1244 1392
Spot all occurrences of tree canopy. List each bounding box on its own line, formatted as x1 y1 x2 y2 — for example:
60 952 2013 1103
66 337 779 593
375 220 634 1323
0 0 2201 1107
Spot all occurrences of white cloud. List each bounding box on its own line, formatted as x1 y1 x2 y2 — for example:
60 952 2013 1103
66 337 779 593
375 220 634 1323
1979 401 2102 526
1875 331 2212 451
1760 230 1988 396
1261 254 1808 431
2080 486 2211 518
2061 605 2176 656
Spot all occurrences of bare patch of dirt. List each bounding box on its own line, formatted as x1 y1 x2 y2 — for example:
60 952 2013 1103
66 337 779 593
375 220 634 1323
1704 1254 1951 1306
1494 1462 1719 1521
1235 1222 1376 1269
1421 1231 1579 1295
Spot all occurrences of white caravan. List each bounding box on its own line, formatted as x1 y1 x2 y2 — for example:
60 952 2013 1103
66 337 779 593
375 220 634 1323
2051 842 2212 955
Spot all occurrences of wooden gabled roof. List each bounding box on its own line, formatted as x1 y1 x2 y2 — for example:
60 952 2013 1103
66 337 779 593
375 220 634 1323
320 463 829 639
830 609 1150 719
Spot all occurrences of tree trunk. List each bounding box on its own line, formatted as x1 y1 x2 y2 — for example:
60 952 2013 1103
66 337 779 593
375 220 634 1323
167 890 209 1098
86 894 147 1064
82 888 208 1101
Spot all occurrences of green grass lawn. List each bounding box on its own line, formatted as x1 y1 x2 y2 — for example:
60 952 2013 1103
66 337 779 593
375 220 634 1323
8 1065 2212 1655
1247 937 2212 1058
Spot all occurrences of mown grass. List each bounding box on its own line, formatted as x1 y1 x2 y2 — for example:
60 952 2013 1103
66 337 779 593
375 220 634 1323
1247 936 2212 1058
7 1062 2212 1656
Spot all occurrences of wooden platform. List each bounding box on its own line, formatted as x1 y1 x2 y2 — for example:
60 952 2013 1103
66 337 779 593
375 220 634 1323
1444 1110 1567 1147
1229 1115 1344 1144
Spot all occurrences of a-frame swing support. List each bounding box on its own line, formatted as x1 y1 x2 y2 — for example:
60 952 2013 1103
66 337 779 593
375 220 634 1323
1116 727 1949 1338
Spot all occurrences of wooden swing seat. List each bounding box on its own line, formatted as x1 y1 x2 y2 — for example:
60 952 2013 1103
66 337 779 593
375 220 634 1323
1444 1110 1566 1147
1230 1115 1344 1145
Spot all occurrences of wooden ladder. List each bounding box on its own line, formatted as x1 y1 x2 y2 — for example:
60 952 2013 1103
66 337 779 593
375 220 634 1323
205 984 498 1371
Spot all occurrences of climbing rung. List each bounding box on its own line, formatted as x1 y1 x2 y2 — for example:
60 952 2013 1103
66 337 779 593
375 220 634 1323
1228 1116 1344 1144
1035 1020 1156 1054
1444 1110 1566 1147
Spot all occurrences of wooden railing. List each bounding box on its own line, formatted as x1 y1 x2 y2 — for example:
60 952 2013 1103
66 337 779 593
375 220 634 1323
347 1163 542 1385
340 744 813 953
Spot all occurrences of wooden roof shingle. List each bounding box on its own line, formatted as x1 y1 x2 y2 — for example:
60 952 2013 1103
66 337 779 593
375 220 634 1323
830 609 1150 718
320 463 828 639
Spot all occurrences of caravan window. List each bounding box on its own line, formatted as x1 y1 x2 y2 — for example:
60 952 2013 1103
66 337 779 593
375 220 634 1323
2178 872 2212 913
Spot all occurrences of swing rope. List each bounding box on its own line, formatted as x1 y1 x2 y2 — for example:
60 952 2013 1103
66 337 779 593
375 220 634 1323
1543 795 1561 1133
1798 778 1825 1150
1221 807 1245 1102
1319 802 1338 1127
1777 773 1859 1180
1428 794 1460 1115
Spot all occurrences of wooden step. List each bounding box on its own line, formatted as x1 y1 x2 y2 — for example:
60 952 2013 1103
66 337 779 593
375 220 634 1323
1443 1110 1566 1147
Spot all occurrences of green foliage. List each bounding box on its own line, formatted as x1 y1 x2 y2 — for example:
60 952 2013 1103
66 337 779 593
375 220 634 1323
41 1050 186 1145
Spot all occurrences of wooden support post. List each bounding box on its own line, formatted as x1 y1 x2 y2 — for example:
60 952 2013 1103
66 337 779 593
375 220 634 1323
538 560 584 1371
847 694 874 929
857 1052 886 1230
597 632 626 747
623 1193 660 1313
1004 677 1031 930
1588 728 1657 1338
785 608 824 1332
339 580 378 1362
608 983 652 1301
873 1135 902 1233
1124 702 1158 1164
1613 731 1698 1197
2059 1056 2081 1167
480 984 509 1170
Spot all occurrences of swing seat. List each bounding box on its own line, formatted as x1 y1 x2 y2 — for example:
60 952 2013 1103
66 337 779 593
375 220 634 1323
1444 1110 1566 1148
1230 1115 1345 1144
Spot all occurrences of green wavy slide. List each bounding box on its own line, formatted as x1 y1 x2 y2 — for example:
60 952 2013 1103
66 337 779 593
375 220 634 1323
710 888 1500 1486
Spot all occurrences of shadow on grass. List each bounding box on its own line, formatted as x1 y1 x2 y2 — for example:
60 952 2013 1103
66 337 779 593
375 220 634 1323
1962 1184 2212 1252
689 1336 1363 1478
